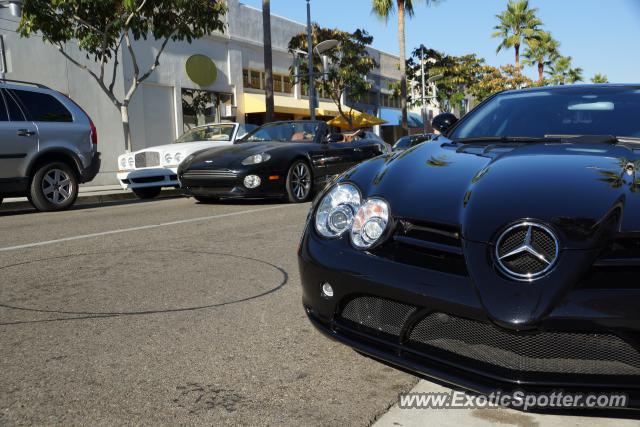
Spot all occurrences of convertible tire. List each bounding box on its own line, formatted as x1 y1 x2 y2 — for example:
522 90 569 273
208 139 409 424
194 196 219 204
132 187 162 199
285 160 313 203
29 162 79 212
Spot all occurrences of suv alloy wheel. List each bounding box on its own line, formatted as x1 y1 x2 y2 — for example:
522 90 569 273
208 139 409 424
29 162 79 212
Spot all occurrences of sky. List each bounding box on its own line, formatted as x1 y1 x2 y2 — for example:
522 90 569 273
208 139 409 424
240 0 640 83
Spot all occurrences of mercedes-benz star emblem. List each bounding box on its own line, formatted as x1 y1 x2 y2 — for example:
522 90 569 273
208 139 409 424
495 222 559 282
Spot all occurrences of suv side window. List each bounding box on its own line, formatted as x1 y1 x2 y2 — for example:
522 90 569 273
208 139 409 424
10 89 73 122
3 90 26 121
0 91 10 121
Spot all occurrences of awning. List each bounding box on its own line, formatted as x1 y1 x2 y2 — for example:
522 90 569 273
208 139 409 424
327 109 387 129
379 108 424 128
243 93 341 117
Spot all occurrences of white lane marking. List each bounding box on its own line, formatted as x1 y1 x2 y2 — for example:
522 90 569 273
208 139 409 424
0 205 291 253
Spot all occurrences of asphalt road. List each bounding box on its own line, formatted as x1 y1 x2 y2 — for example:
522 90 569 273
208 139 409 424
0 197 416 426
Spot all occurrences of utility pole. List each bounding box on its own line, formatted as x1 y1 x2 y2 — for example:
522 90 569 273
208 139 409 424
306 0 316 120
263 0 275 123
420 45 427 135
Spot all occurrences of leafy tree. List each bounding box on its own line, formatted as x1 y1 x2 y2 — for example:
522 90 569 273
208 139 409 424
492 0 542 69
288 26 377 130
19 0 227 152
591 73 609 83
522 30 559 83
263 0 275 122
371 0 439 134
469 64 533 101
546 56 583 85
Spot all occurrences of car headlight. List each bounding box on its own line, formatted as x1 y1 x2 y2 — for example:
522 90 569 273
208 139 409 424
315 183 361 238
174 152 183 163
128 156 134 168
119 157 127 169
241 153 271 166
350 198 390 249
164 153 173 164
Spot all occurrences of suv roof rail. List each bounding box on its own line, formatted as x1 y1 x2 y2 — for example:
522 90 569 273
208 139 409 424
0 79 50 89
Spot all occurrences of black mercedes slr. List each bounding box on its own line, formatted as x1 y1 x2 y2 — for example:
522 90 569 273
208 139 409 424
177 120 388 203
299 85 640 408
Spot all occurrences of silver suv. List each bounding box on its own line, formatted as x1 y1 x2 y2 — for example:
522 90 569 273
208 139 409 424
0 80 100 211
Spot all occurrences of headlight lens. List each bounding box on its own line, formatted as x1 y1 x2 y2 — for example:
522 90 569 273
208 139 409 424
350 199 390 249
128 157 134 168
241 153 271 165
164 153 173 164
315 183 361 238
119 157 127 169
174 152 183 163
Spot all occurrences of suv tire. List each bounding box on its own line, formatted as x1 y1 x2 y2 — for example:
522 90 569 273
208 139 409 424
29 162 79 212
132 187 162 199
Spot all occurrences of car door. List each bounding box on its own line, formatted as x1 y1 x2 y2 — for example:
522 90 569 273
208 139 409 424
0 89 38 180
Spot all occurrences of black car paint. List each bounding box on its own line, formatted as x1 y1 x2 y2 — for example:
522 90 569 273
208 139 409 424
298 86 640 407
178 121 387 198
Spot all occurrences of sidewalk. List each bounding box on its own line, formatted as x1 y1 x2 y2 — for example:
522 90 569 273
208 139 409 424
374 380 636 427
1 185 182 211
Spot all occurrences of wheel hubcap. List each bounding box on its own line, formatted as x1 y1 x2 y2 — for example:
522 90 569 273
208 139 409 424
292 163 311 200
42 169 73 205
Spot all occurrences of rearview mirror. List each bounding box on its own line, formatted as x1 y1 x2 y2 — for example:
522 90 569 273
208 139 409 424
432 113 458 134
324 133 344 143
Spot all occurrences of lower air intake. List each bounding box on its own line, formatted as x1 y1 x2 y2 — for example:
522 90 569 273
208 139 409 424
409 313 640 376
340 296 416 337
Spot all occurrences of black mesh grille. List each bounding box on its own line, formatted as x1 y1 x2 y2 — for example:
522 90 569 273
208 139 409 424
497 225 557 276
409 313 640 376
340 296 416 337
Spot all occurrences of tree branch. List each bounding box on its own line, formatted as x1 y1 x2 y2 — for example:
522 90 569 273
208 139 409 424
124 34 172 103
123 31 139 80
108 34 124 93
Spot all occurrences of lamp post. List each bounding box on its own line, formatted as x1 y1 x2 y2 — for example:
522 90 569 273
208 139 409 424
0 0 21 80
306 0 316 120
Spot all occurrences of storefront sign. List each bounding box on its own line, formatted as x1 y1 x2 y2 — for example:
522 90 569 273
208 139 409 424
185 54 217 87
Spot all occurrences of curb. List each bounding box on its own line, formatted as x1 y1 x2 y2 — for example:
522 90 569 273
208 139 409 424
0 189 184 212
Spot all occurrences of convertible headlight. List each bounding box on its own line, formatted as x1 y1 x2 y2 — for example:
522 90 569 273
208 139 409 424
350 199 390 250
164 153 173 164
119 157 127 169
174 152 183 163
315 183 361 238
127 156 134 169
241 153 271 166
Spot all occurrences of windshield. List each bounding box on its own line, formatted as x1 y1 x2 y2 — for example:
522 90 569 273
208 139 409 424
450 87 640 140
175 124 236 143
240 122 321 143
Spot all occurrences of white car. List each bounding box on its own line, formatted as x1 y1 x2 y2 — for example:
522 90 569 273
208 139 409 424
117 123 257 199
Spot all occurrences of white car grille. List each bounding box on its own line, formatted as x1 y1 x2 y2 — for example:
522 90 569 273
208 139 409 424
135 152 160 168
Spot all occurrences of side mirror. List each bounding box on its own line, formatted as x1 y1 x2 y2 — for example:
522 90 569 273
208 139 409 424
324 133 344 143
432 113 458 134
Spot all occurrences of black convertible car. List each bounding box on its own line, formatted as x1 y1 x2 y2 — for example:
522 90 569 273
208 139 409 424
299 85 640 409
178 120 388 203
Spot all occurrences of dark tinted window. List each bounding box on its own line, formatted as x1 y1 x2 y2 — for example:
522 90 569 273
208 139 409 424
4 90 26 121
11 89 73 122
451 87 640 139
0 92 9 121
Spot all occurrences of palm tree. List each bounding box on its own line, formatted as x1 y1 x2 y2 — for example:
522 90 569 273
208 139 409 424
591 73 609 84
492 0 543 69
546 56 583 85
522 30 559 83
372 0 437 134
263 0 275 122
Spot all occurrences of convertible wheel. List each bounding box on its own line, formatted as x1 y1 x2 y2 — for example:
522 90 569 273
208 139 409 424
132 187 162 199
194 196 219 204
286 160 312 203
29 162 78 212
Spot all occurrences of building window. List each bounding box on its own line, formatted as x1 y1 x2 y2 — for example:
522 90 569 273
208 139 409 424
243 69 294 95
182 88 234 131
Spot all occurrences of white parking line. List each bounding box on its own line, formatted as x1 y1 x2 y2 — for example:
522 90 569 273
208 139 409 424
0 205 291 253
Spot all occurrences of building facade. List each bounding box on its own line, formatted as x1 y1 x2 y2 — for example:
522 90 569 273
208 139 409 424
0 0 425 186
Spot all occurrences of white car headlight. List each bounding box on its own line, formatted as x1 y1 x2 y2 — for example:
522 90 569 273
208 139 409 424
164 153 173 164
174 152 183 163
350 198 390 249
128 156 135 169
315 183 361 238
241 153 271 166
119 157 127 169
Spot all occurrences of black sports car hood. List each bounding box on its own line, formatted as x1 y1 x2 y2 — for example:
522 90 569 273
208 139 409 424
346 139 640 246
344 139 640 327
181 141 304 169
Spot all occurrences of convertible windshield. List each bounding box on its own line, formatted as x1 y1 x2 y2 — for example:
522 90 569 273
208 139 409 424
175 124 235 143
240 121 320 143
450 87 640 140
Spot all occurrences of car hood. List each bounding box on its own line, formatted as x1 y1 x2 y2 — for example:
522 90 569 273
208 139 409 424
345 139 640 327
131 140 230 155
182 141 305 169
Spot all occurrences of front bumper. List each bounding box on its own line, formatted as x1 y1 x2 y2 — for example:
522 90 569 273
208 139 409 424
298 227 640 408
117 167 179 190
178 168 286 199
